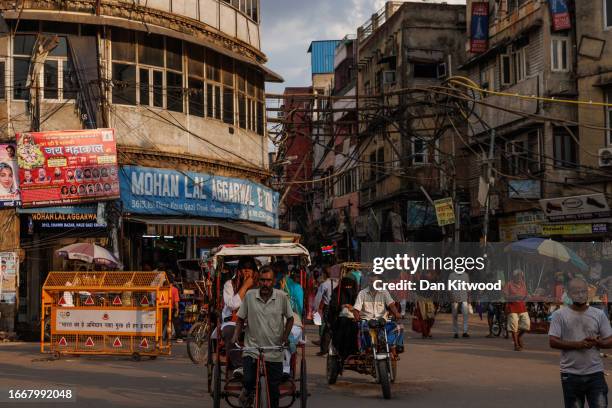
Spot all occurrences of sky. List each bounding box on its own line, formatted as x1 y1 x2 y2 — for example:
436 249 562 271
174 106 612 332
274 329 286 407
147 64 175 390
260 0 467 93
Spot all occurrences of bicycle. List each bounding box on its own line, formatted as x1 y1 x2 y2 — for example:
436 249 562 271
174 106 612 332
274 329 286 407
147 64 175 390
490 303 508 338
234 345 287 408
186 305 210 364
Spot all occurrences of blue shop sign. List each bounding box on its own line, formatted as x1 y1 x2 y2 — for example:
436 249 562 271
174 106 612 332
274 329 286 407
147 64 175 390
120 166 279 228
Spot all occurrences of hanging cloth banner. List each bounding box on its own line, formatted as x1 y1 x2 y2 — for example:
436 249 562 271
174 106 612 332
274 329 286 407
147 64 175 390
470 2 489 53
549 0 571 31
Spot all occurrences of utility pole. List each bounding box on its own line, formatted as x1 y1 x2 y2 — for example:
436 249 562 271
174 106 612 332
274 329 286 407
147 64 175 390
452 124 460 254
482 129 496 257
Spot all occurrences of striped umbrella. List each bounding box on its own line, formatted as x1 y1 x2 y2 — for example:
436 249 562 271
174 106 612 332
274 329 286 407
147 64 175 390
504 238 588 271
56 243 122 269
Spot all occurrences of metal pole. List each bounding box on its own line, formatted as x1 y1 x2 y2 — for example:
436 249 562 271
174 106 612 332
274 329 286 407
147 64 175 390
482 129 496 256
452 126 460 254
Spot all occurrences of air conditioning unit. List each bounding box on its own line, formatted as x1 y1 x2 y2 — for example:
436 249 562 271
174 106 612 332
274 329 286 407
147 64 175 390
599 148 612 167
383 70 396 85
437 62 448 79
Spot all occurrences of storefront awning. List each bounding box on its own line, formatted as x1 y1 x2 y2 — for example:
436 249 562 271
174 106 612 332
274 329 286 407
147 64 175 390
216 221 300 244
127 217 220 238
125 217 300 243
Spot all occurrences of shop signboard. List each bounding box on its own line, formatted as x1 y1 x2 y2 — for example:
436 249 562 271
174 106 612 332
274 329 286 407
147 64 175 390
541 223 602 236
53 309 156 334
0 252 18 304
540 193 611 222
16 129 119 208
20 205 105 232
0 144 20 207
120 165 279 228
498 211 544 242
434 198 455 226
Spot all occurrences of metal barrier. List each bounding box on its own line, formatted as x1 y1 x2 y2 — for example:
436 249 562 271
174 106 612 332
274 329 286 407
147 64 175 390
41 271 172 360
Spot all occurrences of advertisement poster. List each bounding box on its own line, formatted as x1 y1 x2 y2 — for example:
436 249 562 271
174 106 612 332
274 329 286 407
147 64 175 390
16 129 119 208
470 2 489 53
0 144 20 207
0 252 18 304
120 165 279 228
434 197 456 226
549 0 571 31
54 309 156 334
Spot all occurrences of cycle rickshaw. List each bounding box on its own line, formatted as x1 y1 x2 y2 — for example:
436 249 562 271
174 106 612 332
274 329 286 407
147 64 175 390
325 264 400 400
206 244 311 408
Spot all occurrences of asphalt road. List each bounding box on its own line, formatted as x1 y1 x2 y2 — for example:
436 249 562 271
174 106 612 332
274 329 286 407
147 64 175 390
1 314 609 408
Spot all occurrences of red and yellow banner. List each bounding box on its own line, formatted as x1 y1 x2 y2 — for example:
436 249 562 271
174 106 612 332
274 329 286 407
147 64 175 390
16 129 119 207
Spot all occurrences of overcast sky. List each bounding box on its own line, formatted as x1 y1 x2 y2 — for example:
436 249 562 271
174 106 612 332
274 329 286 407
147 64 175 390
260 0 466 93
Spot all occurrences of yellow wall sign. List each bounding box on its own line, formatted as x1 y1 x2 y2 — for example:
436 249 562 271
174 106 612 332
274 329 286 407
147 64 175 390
542 224 593 235
434 198 455 226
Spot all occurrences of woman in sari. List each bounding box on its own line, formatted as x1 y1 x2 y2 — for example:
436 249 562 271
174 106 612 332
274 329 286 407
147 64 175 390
415 270 436 339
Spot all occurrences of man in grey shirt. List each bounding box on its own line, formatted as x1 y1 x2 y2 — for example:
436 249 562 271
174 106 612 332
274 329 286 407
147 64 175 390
233 266 294 408
549 278 612 408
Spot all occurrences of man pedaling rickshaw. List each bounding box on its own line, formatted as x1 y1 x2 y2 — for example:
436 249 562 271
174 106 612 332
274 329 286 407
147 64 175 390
347 272 405 354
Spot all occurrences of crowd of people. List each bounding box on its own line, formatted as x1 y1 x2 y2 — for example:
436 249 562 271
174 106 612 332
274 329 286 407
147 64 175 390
206 259 406 408
164 257 612 408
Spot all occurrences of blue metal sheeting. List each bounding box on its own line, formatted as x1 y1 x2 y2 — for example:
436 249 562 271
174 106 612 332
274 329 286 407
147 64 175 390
308 40 341 74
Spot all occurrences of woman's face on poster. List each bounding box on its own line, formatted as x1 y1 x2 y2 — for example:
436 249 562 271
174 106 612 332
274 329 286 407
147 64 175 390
0 165 13 189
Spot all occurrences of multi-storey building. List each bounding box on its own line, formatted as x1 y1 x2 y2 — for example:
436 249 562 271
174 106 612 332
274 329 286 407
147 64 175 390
0 0 290 335
356 1 467 242
462 0 598 242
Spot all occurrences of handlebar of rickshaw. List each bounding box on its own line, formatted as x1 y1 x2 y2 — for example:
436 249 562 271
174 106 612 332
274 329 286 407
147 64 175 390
232 344 288 353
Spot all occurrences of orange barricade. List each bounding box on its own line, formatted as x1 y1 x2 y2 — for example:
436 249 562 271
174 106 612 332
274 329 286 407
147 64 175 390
41 271 172 360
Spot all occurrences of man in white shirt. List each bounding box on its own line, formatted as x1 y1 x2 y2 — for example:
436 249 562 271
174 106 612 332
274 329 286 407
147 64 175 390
222 257 256 377
349 273 403 353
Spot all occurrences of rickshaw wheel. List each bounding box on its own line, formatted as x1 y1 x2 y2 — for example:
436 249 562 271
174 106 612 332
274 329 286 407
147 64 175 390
300 358 307 407
212 361 222 408
376 360 391 400
131 352 141 362
326 354 339 385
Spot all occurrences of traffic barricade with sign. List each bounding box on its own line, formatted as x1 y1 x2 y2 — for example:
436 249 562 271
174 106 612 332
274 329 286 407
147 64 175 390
41 271 172 360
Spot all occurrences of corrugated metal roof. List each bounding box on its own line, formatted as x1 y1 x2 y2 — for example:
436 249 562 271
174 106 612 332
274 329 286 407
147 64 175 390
308 40 341 75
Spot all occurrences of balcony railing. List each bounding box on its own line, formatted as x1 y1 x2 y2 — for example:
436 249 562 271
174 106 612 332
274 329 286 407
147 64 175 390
357 1 405 45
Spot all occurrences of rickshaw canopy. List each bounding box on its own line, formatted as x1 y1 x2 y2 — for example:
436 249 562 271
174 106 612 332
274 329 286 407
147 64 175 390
210 243 311 269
